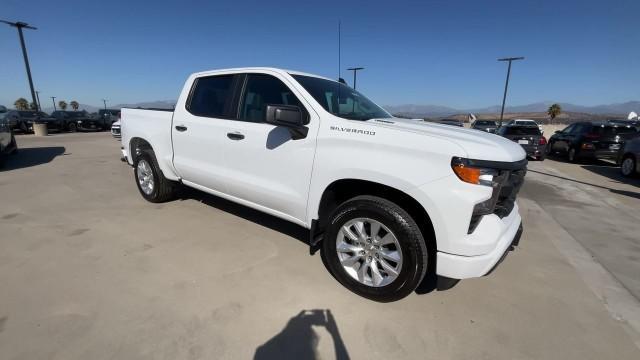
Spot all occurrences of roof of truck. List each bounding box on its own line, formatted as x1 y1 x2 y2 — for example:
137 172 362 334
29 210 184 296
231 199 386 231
191 67 334 82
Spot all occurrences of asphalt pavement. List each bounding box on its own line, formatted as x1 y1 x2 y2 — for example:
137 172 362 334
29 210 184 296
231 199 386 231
0 132 638 359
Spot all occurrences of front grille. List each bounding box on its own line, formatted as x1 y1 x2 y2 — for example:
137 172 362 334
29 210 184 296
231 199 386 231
493 167 527 218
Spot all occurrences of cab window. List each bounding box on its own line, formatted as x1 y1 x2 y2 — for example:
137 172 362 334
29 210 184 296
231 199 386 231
239 74 308 123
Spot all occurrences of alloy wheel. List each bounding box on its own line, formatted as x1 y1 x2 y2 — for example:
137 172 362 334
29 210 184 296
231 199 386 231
621 158 635 176
136 159 155 195
335 218 403 287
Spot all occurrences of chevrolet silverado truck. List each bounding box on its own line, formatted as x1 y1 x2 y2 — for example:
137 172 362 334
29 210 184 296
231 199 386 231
121 67 526 302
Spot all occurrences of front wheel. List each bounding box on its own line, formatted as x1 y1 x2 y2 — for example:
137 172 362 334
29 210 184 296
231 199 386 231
621 156 636 177
321 195 428 302
67 122 77 132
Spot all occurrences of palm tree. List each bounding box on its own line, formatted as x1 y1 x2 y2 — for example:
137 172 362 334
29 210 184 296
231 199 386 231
547 103 562 124
58 100 68 110
29 102 38 110
14 98 29 110
70 100 79 111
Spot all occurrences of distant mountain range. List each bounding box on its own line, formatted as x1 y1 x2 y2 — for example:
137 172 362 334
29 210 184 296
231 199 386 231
38 100 638 119
385 101 640 118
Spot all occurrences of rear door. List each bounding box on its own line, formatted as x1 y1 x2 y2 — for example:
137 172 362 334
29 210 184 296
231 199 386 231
220 72 319 222
171 74 243 193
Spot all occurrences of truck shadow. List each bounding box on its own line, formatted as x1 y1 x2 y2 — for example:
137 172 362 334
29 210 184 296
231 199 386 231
178 187 308 246
1 146 66 171
254 309 350 360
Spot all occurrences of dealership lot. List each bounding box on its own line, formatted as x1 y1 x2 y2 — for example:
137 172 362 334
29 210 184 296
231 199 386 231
1 133 639 359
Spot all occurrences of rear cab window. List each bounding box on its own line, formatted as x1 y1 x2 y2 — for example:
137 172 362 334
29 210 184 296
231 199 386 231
503 126 541 136
187 74 239 118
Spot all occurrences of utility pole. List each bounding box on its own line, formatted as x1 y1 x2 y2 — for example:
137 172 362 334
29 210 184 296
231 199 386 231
51 96 57 111
102 99 108 110
497 57 524 127
1 20 38 111
346 67 364 90
35 90 41 111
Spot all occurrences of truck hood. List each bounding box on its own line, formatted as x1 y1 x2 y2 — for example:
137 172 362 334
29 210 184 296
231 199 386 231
368 118 526 162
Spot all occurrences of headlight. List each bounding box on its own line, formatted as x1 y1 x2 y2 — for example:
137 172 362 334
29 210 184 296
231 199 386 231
451 157 507 233
451 157 498 186
77 120 83 124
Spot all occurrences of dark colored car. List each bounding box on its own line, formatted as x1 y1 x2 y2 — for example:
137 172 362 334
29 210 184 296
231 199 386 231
437 119 464 127
547 121 639 162
3 110 63 132
496 124 547 160
98 109 121 129
619 136 640 177
0 111 18 166
471 120 499 133
50 110 106 132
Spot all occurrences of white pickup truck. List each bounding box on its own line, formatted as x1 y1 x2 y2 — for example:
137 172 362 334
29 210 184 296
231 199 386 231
121 67 526 302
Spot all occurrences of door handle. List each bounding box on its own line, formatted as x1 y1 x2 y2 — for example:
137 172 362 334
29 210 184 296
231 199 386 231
227 132 245 140
175 125 187 132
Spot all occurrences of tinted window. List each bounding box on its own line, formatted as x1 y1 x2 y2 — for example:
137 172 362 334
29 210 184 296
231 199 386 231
188 75 236 118
504 126 541 136
596 126 638 136
475 120 497 126
240 74 306 123
18 111 37 117
292 75 390 121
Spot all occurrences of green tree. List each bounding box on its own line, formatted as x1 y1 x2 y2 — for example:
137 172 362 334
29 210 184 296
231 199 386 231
70 100 79 111
14 98 29 110
547 103 562 124
58 100 68 110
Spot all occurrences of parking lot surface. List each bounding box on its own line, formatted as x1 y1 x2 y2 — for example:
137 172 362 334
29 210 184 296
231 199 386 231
1 133 639 359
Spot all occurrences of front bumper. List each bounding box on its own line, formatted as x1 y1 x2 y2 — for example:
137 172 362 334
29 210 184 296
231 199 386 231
436 203 523 279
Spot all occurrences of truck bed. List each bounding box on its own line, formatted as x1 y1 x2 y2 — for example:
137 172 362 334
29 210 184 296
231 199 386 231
120 108 177 180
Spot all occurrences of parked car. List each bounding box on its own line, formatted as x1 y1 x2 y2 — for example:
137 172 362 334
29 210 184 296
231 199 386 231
121 67 527 302
547 121 638 162
111 119 121 138
496 124 546 160
619 136 640 177
99 109 121 129
50 110 106 131
436 118 464 127
471 120 499 133
3 110 61 132
0 111 18 167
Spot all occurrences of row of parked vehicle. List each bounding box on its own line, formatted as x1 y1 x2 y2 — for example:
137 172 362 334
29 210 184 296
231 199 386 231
466 117 640 176
1 108 121 133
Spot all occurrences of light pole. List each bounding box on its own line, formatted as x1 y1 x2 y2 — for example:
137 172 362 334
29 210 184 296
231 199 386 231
35 90 41 111
51 96 57 111
102 99 108 110
346 67 364 90
497 56 524 127
1 20 38 111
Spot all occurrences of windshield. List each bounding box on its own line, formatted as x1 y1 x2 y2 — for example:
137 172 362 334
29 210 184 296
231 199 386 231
291 75 391 121
502 126 541 136
476 120 497 126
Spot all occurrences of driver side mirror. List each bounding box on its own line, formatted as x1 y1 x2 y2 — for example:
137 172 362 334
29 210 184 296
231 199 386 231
265 105 308 140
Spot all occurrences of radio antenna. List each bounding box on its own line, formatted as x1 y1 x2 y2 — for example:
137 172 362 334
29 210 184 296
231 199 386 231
338 20 341 81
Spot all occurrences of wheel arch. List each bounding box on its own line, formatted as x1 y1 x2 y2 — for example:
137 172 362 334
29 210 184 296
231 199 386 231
313 178 437 257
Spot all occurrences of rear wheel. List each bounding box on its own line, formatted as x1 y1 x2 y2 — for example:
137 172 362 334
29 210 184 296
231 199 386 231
621 156 636 177
321 195 428 302
133 150 177 203
68 122 77 132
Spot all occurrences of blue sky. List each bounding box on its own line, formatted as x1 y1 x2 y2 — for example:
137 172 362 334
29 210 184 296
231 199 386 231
1 0 638 109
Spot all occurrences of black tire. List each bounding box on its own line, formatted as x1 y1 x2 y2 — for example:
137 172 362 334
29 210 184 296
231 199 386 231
321 195 429 302
133 150 177 203
19 121 28 133
620 155 636 177
545 143 553 156
68 122 77 133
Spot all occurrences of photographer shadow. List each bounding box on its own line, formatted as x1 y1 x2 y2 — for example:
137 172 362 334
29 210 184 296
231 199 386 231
254 309 350 360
